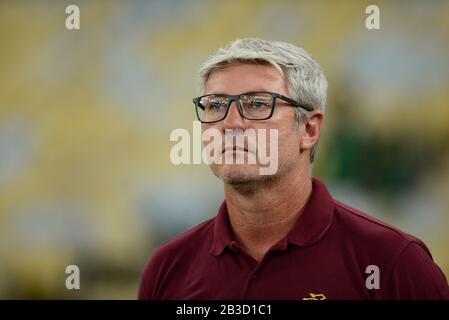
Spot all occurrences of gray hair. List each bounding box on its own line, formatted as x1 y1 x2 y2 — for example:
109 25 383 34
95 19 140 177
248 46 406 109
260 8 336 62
196 38 328 163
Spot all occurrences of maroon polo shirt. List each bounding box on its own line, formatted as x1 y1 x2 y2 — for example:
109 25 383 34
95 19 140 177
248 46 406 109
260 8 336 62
138 178 449 299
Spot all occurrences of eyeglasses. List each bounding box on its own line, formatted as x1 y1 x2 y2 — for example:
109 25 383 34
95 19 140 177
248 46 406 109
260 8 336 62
193 91 312 123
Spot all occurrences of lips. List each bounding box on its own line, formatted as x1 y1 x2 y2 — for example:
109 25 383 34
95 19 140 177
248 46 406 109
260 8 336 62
222 145 247 153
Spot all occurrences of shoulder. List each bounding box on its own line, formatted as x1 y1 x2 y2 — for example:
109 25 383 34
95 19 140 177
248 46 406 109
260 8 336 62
138 217 215 299
331 199 449 298
329 199 431 276
146 216 215 266
332 199 426 253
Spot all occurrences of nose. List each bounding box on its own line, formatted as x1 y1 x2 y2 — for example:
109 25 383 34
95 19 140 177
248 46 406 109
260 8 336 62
223 100 245 130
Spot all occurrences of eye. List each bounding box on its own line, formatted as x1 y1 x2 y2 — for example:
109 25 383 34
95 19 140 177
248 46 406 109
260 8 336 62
252 100 269 109
210 101 225 110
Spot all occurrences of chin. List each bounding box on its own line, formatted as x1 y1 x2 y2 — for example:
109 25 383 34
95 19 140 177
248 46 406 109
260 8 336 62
211 163 265 185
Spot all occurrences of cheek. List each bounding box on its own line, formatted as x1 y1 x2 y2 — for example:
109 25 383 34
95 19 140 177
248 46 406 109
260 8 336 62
260 111 300 158
277 113 300 145
277 126 301 159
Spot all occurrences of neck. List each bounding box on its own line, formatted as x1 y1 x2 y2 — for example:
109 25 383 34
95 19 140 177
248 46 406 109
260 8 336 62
224 164 312 262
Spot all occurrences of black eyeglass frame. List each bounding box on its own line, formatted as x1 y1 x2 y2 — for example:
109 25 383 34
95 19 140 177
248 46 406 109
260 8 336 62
192 91 313 124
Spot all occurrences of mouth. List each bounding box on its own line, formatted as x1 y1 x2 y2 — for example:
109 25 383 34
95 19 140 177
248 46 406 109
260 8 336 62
222 145 248 153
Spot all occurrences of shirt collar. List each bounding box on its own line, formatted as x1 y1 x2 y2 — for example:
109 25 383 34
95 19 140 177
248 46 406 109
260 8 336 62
210 200 235 256
210 178 334 256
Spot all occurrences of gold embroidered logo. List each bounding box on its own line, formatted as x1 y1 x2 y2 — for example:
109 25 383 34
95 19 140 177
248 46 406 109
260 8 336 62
302 293 327 300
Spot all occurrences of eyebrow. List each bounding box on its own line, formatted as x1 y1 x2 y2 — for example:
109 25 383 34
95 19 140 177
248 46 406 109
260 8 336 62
206 90 279 95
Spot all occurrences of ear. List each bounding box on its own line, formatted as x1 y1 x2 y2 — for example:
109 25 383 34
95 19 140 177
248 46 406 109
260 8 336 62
300 110 324 153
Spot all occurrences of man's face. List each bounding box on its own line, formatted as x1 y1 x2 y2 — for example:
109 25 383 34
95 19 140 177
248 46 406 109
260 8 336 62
203 63 304 186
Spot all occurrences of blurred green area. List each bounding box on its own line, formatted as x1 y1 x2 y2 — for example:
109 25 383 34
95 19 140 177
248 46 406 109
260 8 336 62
0 0 448 299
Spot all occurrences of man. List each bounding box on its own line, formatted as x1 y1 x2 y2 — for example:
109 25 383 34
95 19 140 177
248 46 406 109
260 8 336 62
138 38 449 299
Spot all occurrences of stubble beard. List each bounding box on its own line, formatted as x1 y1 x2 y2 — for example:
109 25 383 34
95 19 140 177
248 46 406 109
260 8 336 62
210 157 296 196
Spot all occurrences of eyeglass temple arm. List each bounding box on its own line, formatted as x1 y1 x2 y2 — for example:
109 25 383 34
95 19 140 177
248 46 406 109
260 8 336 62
277 94 313 112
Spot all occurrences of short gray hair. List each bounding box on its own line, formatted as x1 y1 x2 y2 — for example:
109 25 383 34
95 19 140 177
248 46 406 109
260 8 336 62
196 38 328 163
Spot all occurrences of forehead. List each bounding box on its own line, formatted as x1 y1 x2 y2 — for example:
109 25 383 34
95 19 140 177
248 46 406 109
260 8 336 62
204 63 288 96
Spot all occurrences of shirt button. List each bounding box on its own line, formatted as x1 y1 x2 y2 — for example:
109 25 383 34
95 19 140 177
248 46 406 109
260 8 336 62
229 242 240 252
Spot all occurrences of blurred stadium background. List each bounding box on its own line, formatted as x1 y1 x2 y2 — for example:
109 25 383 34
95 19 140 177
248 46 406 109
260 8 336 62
0 0 448 299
